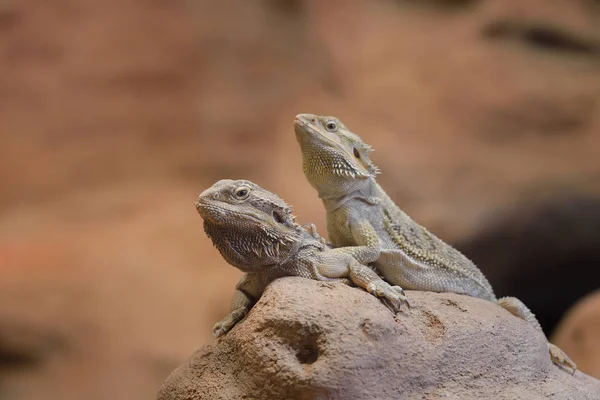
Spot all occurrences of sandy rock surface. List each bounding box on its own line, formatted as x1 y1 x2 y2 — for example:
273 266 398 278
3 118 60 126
158 278 600 400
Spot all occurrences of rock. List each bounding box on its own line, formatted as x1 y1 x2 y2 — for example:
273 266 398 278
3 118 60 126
552 289 600 379
158 278 600 400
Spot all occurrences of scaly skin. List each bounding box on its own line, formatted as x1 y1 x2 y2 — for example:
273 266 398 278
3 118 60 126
195 179 408 337
294 113 576 371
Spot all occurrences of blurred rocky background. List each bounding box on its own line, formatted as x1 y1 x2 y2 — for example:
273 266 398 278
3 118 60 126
0 0 598 399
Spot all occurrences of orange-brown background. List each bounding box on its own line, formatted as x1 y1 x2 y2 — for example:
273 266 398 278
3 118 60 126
1 1 599 399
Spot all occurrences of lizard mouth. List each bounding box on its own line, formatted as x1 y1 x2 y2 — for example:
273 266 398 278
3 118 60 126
195 198 231 224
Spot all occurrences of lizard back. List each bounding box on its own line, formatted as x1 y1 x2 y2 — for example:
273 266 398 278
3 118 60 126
376 186 495 300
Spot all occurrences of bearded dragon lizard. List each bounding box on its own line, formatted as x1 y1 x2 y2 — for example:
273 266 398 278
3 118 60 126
294 113 576 371
195 179 408 337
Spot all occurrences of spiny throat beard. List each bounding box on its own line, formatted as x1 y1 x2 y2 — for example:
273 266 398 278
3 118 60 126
205 221 299 267
303 150 371 182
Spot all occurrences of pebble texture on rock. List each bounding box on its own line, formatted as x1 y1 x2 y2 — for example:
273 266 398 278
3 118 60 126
158 278 600 400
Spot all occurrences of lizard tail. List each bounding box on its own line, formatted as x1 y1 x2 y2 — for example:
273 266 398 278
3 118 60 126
498 296 577 371
497 296 543 333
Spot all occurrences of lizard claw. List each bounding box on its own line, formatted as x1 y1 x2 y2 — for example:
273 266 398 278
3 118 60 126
548 343 577 373
366 282 410 313
212 322 229 338
391 286 410 308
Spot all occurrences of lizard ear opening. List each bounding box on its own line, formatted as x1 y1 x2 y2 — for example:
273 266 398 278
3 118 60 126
272 210 285 224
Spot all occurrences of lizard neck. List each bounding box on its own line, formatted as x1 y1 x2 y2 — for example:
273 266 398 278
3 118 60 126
320 177 379 212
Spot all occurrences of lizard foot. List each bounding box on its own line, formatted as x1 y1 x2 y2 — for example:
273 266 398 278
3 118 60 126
366 282 410 313
548 342 577 373
212 308 247 337
302 223 329 245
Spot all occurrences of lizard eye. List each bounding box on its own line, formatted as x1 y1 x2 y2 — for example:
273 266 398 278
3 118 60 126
234 186 250 199
353 148 360 159
325 121 338 132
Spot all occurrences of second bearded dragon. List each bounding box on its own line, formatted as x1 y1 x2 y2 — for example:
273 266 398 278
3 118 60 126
294 113 575 371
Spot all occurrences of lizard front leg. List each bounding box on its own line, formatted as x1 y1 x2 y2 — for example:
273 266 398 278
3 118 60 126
341 219 381 265
213 273 265 337
317 251 409 312
347 260 409 312
346 219 411 305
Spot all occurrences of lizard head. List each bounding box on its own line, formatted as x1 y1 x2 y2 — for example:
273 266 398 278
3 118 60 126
195 179 303 272
294 113 379 197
